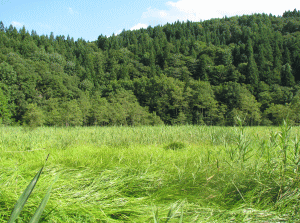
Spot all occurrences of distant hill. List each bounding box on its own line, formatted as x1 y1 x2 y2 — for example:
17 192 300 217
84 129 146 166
1 9 300 126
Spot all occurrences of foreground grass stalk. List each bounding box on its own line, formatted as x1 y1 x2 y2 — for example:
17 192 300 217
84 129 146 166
235 116 251 164
153 201 185 223
153 207 159 223
29 175 59 223
231 180 246 203
7 154 56 223
293 135 300 174
278 120 291 170
268 131 278 168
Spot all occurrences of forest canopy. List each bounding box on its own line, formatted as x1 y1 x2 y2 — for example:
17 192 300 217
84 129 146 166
1 9 300 126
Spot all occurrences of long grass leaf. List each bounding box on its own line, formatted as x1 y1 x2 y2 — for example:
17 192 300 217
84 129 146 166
29 175 58 223
7 154 49 223
153 207 159 223
179 206 184 223
165 204 175 223
7 167 44 223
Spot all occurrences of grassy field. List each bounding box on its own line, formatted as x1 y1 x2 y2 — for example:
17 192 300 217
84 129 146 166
0 124 300 222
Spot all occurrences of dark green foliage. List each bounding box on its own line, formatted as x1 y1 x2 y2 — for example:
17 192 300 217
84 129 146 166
164 141 186 150
188 80 222 125
283 9 300 18
245 39 259 91
214 82 261 125
1 10 300 126
23 103 45 127
281 63 295 87
0 86 11 124
106 89 163 126
264 104 292 125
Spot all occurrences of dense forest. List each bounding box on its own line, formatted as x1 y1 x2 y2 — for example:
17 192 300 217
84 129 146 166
1 9 300 126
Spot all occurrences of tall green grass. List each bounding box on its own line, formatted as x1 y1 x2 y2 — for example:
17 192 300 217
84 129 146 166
7 154 58 223
0 124 299 222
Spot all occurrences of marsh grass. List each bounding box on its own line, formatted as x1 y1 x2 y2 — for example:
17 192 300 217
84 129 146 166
1 125 300 222
163 142 186 150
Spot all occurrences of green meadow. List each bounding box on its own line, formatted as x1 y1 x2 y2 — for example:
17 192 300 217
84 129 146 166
1 124 300 222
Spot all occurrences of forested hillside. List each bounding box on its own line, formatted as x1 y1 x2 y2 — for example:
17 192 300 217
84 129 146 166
1 9 300 126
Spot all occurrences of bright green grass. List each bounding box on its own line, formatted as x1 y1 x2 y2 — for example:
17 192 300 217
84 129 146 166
1 125 300 222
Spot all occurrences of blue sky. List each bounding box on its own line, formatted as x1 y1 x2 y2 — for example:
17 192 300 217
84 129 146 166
0 0 299 42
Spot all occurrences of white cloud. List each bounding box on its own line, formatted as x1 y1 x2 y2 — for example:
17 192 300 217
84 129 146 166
108 29 123 37
68 7 79 15
142 7 169 19
116 29 122 35
130 23 148 31
168 0 299 19
68 7 74 14
11 21 23 28
166 0 223 20
139 0 300 26
160 11 168 17
126 0 299 32
141 7 185 25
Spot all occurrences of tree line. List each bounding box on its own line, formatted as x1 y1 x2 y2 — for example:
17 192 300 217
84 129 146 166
0 9 300 126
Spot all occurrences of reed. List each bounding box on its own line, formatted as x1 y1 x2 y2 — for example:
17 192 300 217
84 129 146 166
1 124 299 222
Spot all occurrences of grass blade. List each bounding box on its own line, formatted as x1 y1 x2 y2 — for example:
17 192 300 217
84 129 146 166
179 206 184 223
8 167 43 223
7 154 49 223
29 175 59 223
165 203 175 223
153 207 159 223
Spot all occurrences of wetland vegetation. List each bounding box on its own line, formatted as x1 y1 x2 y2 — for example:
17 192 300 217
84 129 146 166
1 124 300 222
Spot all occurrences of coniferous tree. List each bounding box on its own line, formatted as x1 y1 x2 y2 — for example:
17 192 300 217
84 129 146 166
283 46 291 64
272 39 282 84
0 87 11 124
281 63 295 86
257 44 267 71
246 39 259 91
0 21 4 32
